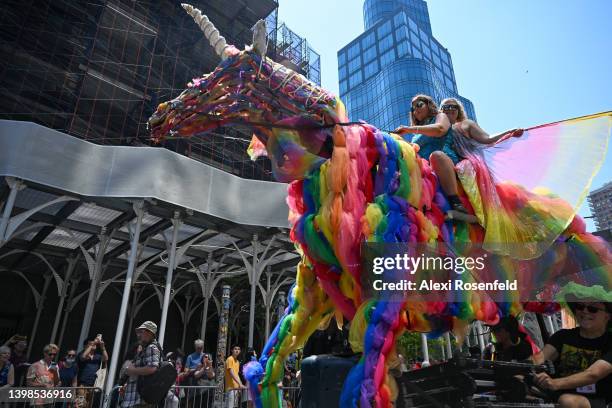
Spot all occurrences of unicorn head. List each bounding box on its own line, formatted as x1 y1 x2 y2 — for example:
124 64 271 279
149 4 348 181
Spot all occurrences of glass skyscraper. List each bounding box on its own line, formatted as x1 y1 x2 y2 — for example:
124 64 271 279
338 0 476 131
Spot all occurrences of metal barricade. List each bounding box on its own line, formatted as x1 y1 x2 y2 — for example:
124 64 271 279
106 384 301 408
279 386 300 408
108 385 220 408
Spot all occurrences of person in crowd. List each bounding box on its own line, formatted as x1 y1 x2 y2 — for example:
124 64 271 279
184 339 205 387
77 334 108 387
0 345 15 389
165 351 185 408
112 343 143 408
439 97 523 145
194 352 215 407
3 334 29 386
225 345 244 408
26 344 60 388
533 294 611 408
393 94 470 219
58 349 78 387
121 321 161 408
487 316 533 362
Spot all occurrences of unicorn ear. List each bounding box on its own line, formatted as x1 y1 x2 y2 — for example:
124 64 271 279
251 19 268 56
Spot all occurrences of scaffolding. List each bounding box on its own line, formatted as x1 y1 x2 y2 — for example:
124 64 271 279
0 0 281 180
265 9 321 86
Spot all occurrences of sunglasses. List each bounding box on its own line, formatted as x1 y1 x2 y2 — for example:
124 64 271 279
411 101 427 112
47 353 57 356
441 104 459 111
67 354 76 357
574 303 606 314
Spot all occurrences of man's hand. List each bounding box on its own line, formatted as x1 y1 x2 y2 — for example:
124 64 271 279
534 372 558 391
125 361 135 376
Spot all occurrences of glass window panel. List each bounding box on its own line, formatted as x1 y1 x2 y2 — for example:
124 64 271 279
397 40 410 57
413 46 422 59
364 60 379 79
339 80 347 95
363 46 377 63
421 42 431 60
379 34 393 52
348 56 361 73
442 63 451 77
396 26 408 41
441 51 449 64
377 21 392 37
419 28 429 44
433 53 441 68
380 49 395 67
349 70 362 88
338 52 346 66
361 32 375 49
408 18 418 33
431 41 440 56
394 11 406 27
338 66 346 80
348 43 360 59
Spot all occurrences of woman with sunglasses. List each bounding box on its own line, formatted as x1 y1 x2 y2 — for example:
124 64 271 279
532 284 612 408
393 94 472 220
439 97 523 145
58 350 78 387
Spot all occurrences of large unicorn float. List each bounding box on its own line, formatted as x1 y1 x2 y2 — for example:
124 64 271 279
149 5 611 407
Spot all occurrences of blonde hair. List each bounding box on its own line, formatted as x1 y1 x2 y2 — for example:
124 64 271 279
43 344 59 354
440 97 468 122
410 94 438 125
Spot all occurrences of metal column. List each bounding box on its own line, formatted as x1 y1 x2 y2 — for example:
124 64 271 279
159 212 181 347
104 202 144 395
247 235 259 348
214 285 231 408
0 177 23 244
26 273 52 360
420 333 430 367
50 258 77 344
78 230 110 348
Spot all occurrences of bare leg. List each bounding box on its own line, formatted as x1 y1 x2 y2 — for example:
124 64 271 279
557 393 592 408
429 151 458 196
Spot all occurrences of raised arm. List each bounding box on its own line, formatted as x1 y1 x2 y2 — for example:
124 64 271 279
394 113 450 137
464 120 523 144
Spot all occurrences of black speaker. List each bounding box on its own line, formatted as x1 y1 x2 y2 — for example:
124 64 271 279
300 354 359 408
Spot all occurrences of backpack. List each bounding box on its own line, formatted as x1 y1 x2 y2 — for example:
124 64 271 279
137 341 176 404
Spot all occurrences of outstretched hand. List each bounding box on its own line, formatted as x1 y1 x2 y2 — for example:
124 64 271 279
393 126 410 135
510 128 524 138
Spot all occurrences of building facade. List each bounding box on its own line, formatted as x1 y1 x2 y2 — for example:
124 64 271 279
338 0 475 131
0 0 320 181
588 181 612 232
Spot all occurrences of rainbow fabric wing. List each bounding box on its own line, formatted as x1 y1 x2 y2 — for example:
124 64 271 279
455 112 611 259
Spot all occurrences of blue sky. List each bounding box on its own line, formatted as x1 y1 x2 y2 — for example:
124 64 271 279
277 0 611 231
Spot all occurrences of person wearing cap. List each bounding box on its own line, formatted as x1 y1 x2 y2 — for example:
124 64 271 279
533 284 612 408
487 316 533 362
122 321 161 408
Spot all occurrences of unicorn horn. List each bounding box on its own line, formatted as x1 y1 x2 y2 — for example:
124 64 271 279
181 3 229 58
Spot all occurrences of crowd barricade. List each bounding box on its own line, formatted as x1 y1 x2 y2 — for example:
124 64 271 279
279 386 300 408
106 385 301 408
108 385 218 408
0 386 103 408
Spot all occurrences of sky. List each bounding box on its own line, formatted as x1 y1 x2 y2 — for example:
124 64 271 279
277 0 612 231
